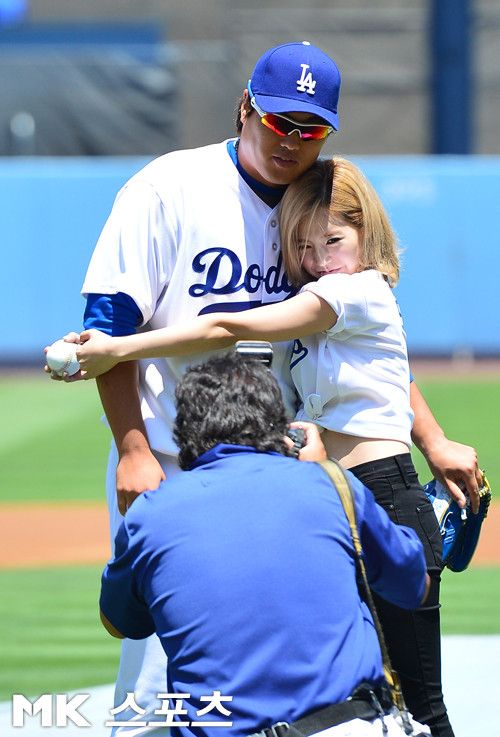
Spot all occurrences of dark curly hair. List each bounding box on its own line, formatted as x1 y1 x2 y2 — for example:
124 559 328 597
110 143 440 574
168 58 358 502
173 352 289 470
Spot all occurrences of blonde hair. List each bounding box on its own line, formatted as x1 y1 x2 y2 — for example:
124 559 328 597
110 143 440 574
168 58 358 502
280 157 400 288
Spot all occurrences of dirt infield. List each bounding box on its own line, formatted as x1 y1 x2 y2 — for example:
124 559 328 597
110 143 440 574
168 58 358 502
0 501 499 569
0 503 111 569
409 356 500 377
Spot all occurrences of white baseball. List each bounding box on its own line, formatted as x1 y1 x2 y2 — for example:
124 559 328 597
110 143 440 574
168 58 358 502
46 339 80 376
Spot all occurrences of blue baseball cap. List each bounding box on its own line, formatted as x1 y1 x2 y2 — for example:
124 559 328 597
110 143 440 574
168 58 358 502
249 41 342 131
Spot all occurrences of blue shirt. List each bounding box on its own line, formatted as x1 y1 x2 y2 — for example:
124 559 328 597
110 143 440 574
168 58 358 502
100 445 426 737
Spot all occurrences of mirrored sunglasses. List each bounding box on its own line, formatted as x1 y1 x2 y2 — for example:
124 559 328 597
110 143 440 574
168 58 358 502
248 81 334 141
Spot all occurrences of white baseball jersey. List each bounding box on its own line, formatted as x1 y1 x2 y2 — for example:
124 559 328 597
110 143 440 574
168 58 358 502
82 140 298 455
291 269 413 445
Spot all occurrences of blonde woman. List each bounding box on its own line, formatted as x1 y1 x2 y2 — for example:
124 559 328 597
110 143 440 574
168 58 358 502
75 157 451 736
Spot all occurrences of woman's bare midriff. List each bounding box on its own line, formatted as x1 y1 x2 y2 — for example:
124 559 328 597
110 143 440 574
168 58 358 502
322 428 410 469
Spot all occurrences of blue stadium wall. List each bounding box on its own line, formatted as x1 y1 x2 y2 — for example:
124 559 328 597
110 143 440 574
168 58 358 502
1 155 499 362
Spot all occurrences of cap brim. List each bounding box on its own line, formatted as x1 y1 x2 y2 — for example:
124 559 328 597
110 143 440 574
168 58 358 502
254 93 339 131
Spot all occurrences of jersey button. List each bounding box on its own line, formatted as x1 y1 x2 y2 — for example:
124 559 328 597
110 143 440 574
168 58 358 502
272 242 278 251
271 220 277 227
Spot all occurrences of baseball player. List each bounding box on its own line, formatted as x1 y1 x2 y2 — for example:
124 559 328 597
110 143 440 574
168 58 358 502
76 42 480 737
81 42 342 736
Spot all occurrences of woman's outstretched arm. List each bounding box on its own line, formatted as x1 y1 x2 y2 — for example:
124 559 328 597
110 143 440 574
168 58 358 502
76 291 336 378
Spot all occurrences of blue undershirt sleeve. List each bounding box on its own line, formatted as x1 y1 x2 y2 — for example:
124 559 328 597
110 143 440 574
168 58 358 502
100 521 156 640
84 293 143 336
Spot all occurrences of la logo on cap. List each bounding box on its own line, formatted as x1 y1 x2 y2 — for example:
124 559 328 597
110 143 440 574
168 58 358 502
296 64 316 95
249 41 341 130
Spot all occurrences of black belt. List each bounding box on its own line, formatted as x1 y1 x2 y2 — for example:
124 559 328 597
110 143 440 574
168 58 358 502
249 684 390 737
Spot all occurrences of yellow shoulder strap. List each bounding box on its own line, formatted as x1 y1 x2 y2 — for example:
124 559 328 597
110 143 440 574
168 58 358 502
319 459 362 558
319 459 408 716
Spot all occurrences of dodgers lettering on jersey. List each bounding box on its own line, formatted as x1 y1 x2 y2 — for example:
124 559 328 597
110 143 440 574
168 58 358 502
189 249 293 312
290 339 308 370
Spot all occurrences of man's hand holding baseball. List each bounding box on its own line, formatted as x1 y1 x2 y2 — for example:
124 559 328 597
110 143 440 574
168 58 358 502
44 331 84 382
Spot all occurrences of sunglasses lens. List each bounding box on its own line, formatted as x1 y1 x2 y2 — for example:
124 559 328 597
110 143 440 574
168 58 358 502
299 127 331 140
261 113 331 140
260 115 286 136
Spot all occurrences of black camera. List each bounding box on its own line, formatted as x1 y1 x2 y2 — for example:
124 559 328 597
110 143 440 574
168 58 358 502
286 427 306 458
234 341 304 457
235 340 273 367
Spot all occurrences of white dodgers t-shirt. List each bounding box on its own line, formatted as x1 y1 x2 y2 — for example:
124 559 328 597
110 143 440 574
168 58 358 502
291 269 413 445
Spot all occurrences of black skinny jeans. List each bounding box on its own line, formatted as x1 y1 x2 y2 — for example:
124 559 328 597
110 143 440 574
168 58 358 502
349 453 454 737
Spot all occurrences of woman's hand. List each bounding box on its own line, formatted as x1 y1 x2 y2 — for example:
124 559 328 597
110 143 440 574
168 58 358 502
76 329 121 379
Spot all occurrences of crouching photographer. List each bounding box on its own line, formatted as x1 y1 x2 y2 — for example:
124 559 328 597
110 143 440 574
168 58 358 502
100 350 430 737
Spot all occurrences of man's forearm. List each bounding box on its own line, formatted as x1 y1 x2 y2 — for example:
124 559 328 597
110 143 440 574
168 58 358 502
96 361 166 514
96 361 149 456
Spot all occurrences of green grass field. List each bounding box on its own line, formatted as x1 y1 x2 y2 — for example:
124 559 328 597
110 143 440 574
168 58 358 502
0 375 109 502
1 373 499 503
0 565 119 701
410 379 500 493
0 372 499 701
